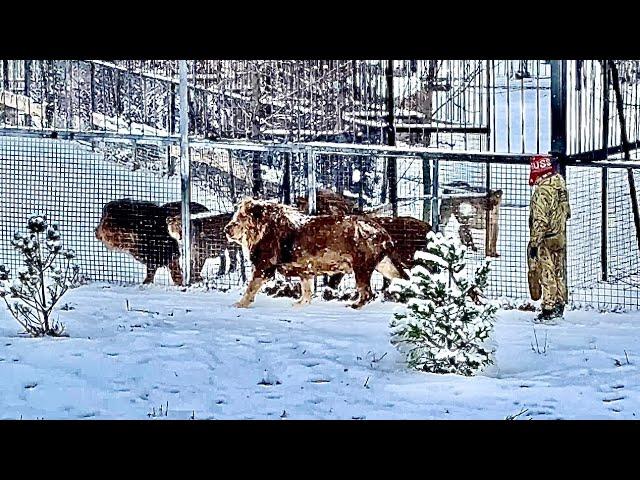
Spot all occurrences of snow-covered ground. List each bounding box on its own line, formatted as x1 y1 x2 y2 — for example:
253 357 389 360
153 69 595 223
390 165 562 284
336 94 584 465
1 283 639 420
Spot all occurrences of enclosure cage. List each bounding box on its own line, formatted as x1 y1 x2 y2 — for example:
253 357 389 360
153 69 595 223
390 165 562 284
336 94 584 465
2 59 640 310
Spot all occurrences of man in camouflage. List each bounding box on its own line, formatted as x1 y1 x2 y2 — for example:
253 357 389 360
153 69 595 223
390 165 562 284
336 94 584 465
528 154 571 322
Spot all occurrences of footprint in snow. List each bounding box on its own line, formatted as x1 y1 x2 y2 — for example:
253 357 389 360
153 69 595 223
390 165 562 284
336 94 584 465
309 378 331 384
602 396 626 403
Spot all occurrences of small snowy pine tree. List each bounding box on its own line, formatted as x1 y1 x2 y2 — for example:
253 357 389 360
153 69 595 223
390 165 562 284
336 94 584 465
389 231 496 376
0 214 79 337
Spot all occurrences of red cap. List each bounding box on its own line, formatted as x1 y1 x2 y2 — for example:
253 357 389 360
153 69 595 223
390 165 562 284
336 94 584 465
529 155 554 186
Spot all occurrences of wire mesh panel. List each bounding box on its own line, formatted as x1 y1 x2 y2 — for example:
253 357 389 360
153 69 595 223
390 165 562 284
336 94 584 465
304 149 640 310
566 166 602 297
0 135 183 285
185 144 293 290
566 166 640 310
607 169 640 281
0 138 318 292
430 160 529 302
313 152 386 212
2 133 640 310
395 156 431 221
298 151 530 301
606 169 632 284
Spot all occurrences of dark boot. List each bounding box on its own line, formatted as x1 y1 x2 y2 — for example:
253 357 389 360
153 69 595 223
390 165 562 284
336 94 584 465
534 308 555 323
552 303 565 319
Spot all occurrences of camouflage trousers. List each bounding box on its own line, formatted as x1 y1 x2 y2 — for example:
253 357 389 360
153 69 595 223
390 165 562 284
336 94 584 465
530 242 567 310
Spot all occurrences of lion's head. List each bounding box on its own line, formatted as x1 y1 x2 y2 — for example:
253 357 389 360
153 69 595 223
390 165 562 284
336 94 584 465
166 214 182 242
225 198 309 254
95 199 160 252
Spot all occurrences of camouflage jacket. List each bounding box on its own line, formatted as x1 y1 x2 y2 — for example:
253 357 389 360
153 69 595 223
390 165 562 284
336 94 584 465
529 173 571 248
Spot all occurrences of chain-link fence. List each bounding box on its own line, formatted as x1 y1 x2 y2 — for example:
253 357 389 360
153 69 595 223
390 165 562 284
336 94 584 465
2 59 640 310
2 133 640 309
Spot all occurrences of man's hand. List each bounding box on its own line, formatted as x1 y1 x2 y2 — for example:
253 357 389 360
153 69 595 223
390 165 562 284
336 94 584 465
529 245 538 259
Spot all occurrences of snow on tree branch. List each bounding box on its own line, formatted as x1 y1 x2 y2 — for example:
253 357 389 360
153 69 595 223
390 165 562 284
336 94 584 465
0 214 79 337
389 231 497 376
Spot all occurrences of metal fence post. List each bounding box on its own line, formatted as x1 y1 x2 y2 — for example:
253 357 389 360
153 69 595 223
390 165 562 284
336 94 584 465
170 83 176 134
551 60 567 175
485 59 493 254
2 60 9 90
358 155 364 213
431 157 440 233
307 147 317 215
421 153 431 224
23 60 32 127
179 60 191 286
88 61 95 110
551 59 569 301
484 159 492 254
385 60 398 218
601 60 610 281
283 152 291 205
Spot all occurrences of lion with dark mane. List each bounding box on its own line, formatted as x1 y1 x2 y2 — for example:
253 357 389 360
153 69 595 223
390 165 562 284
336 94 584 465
95 199 209 284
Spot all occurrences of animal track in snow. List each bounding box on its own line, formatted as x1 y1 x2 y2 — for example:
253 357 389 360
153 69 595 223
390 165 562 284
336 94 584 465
602 396 625 403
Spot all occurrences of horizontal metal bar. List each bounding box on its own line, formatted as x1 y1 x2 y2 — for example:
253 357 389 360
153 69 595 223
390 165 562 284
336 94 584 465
348 121 490 134
393 125 490 134
421 151 531 164
566 159 640 169
2 130 640 170
192 140 640 169
189 139 534 161
304 141 530 159
568 140 640 162
189 139 283 152
0 127 180 145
